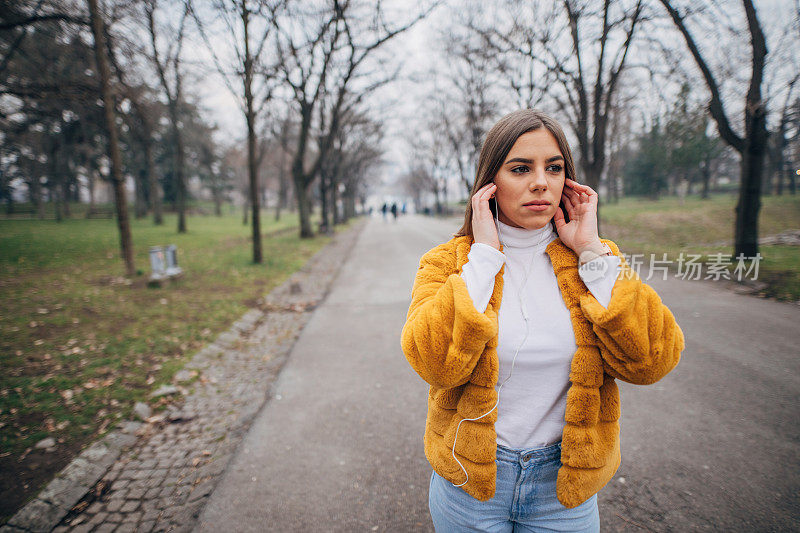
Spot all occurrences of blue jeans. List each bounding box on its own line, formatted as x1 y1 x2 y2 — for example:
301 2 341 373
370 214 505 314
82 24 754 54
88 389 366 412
428 441 600 532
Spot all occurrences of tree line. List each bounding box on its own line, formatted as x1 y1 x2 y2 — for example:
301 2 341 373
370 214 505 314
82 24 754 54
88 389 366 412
401 0 799 258
0 0 430 274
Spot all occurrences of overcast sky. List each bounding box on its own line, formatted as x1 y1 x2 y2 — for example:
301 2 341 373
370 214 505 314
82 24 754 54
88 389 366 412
190 0 797 201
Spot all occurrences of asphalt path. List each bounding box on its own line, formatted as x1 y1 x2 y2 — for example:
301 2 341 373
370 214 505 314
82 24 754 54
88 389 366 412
195 213 800 532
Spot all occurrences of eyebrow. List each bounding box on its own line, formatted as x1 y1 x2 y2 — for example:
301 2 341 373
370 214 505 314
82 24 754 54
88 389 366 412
505 155 564 165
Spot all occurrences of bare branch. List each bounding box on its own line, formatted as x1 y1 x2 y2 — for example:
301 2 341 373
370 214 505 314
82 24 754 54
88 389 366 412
657 0 744 152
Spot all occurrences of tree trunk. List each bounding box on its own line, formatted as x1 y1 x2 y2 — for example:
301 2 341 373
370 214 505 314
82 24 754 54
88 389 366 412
135 169 147 218
734 105 767 258
772 121 787 196
213 187 222 216
246 105 262 262
275 113 290 222
168 105 187 233
241 2 262 263
344 192 356 220
331 172 341 225
319 171 330 233
87 0 135 276
54 183 63 222
50 144 63 222
29 178 45 219
290 103 315 238
701 158 711 199
294 170 314 238
145 138 163 225
342 181 356 221
62 178 71 217
87 161 97 215
274 167 286 222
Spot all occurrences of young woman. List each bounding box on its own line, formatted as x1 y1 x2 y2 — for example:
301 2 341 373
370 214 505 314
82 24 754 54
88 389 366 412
400 109 685 532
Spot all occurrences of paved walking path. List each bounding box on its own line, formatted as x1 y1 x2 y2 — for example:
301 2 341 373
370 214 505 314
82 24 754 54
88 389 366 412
194 214 440 532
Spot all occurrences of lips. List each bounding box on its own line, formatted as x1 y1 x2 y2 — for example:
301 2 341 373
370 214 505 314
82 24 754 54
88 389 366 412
523 200 550 206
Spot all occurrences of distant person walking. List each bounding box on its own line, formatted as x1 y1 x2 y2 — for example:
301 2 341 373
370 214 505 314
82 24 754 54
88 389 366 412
381 202 388 221
391 202 398 221
401 109 685 531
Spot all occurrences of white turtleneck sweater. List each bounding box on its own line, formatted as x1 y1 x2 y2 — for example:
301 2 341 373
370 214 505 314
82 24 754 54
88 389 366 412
460 219 621 450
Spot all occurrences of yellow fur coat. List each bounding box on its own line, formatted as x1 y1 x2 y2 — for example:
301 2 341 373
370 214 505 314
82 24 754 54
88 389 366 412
400 234 685 509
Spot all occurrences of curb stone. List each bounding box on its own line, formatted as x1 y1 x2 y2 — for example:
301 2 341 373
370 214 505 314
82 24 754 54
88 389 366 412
1 218 367 533
1 424 141 533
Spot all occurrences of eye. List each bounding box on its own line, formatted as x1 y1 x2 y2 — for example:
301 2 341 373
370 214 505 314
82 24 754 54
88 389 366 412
547 164 563 173
511 165 529 174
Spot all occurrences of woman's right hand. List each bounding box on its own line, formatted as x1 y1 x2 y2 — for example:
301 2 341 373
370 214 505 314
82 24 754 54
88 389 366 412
471 182 501 250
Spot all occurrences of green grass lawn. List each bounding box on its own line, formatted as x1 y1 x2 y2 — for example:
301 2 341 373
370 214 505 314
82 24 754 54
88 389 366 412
599 193 800 300
0 204 351 520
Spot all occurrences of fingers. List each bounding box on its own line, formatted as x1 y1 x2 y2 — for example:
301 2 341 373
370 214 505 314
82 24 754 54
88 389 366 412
563 186 580 203
553 206 566 231
563 181 592 207
479 183 495 202
472 182 496 217
565 178 597 199
472 182 494 201
562 192 575 216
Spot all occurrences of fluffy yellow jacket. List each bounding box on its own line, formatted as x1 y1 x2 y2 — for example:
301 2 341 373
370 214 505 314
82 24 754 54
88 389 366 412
401 233 685 509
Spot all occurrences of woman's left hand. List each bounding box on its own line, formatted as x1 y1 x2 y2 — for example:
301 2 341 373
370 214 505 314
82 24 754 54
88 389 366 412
553 178 604 257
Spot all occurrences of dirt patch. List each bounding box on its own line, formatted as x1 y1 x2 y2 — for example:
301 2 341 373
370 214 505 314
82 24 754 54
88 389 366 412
0 439 85 524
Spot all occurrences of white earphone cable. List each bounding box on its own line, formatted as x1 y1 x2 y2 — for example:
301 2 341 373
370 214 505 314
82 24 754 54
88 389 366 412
450 201 547 488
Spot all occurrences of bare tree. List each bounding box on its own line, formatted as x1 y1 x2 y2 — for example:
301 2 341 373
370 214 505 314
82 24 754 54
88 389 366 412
86 0 135 276
273 0 430 238
431 19 500 196
190 0 285 263
103 27 166 225
461 0 558 110
407 117 452 215
272 107 294 221
143 0 191 233
657 0 767 257
319 105 382 225
762 3 800 197
766 75 798 195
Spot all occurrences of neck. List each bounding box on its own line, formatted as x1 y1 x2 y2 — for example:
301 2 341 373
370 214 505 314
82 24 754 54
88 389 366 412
496 218 557 250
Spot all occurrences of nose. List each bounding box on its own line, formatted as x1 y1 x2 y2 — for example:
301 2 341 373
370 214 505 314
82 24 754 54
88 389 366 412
528 166 548 191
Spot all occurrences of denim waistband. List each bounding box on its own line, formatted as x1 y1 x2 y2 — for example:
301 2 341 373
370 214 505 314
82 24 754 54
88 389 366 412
496 440 562 466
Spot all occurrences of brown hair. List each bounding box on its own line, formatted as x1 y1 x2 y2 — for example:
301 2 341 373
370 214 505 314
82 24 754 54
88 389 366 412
454 109 577 238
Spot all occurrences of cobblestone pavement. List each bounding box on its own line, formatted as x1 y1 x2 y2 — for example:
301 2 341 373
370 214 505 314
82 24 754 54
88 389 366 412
42 220 365 533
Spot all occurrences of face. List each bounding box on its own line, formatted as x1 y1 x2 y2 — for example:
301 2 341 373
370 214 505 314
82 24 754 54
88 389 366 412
493 128 566 230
